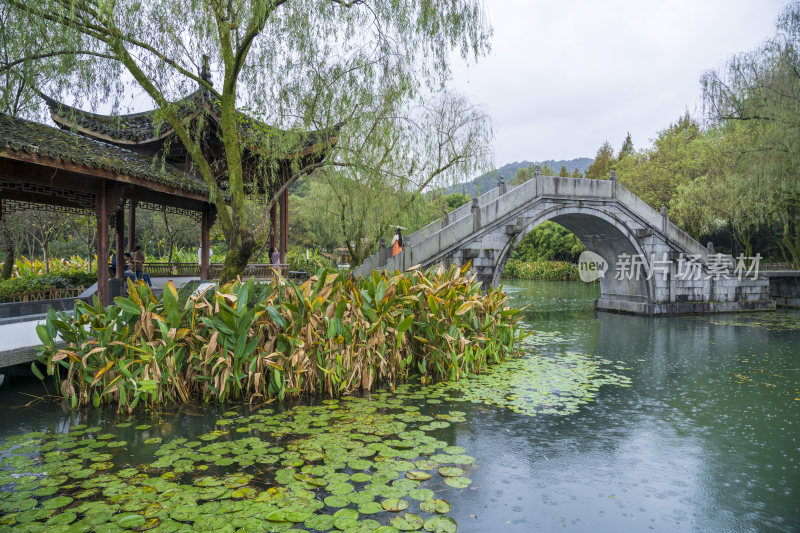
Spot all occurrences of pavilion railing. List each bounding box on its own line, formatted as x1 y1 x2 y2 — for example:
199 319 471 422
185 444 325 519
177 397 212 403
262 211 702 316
145 263 290 279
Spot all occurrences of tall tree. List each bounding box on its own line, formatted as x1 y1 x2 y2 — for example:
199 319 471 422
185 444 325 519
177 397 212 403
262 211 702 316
3 0 492 280
702 2 800 266
615 113 705 210
584 141 615 179
618 132 633 161
318 91 493 265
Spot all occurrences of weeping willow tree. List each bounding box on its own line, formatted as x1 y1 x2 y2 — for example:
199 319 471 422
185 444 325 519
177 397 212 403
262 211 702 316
702 2 800 267
1 0 492 279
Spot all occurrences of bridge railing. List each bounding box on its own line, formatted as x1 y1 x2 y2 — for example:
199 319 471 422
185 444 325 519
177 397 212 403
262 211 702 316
356 174 713 276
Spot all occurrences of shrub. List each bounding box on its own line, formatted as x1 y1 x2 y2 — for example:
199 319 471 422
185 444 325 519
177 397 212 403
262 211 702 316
286 249 336 272
14 256 92 277
502 259 580 281
35 265 525 411
0 272 97 303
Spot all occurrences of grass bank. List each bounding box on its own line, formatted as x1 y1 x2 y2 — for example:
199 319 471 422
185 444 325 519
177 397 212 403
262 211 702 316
34 265 525 412
502 259 581 281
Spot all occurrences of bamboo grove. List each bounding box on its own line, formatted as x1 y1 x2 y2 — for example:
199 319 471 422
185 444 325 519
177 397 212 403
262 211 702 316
34 265 525 412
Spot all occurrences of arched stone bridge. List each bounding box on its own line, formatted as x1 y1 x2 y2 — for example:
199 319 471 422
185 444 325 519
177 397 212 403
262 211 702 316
354 170 774 315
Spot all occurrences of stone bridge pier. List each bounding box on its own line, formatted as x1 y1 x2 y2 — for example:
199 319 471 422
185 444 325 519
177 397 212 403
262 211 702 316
355 171 774 315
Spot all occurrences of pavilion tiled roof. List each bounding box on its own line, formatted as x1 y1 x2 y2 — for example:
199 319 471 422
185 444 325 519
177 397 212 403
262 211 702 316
43 91 341 157
0 113 209 196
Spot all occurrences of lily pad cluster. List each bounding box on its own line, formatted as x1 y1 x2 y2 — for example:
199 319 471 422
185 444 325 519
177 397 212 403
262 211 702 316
415 342 632 417
0 394 474 532
701 312 800 331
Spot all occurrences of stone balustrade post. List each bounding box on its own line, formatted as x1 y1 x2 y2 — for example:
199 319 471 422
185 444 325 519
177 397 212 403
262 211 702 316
472 197 481 233
498 176 506 195
610 169 617 199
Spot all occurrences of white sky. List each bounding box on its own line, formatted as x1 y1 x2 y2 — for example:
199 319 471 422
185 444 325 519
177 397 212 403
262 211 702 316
449 0 788 166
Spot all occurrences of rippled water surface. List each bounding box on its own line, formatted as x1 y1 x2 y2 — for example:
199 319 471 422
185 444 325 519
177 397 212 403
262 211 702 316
0 279 798 532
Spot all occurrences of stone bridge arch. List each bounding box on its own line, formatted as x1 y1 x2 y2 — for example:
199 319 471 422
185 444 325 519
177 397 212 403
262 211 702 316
491 205 654 304
355 174 773 315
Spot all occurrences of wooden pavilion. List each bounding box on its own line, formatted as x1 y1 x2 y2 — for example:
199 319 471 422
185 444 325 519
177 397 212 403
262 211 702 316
0 89 337 306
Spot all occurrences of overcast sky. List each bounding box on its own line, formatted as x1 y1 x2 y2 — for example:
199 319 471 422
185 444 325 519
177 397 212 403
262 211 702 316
449 0 789 167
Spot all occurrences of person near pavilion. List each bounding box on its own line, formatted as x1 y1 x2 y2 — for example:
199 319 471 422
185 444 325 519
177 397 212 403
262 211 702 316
131 245 152 287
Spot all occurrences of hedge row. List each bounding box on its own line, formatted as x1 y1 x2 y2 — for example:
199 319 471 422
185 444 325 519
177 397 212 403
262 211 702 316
0 272 97 303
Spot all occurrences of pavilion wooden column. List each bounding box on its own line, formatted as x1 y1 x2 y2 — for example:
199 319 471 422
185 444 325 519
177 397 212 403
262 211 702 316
127 201 137 251
279 189 288 265
115 208 124 279
200 207 210 280
96 184 109 306
270 204 277 249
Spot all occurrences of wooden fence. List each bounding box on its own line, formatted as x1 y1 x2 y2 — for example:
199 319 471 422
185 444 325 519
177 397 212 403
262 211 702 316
6 286 86 303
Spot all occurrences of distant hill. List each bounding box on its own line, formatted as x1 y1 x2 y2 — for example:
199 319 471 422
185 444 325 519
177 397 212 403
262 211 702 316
445 158 593 197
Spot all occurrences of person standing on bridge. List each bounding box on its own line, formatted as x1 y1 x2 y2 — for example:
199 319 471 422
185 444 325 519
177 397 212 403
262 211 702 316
391 228 403 257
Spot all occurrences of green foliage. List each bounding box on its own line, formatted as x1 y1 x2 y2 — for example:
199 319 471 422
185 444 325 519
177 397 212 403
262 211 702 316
285 248 336 272
35 265 524 412
14 256 91 276
502 259 580 281
510 221 585 263
5 0 492 279
618 132 634 161
700 3 800 266
442 192 472 210
0 272 96 303
615 113 705 211
584 141 615 180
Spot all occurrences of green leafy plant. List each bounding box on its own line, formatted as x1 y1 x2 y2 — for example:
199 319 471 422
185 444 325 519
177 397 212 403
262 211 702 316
503 259 581 281
35 265 525 412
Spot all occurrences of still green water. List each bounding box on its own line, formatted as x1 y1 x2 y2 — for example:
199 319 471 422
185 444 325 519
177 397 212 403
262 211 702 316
0 280 798 532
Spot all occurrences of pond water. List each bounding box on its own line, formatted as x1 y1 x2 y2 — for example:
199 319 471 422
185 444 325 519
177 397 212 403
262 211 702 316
0 280 798 532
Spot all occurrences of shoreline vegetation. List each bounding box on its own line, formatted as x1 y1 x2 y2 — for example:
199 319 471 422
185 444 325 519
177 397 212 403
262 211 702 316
34 265 525 413
502 259 581 281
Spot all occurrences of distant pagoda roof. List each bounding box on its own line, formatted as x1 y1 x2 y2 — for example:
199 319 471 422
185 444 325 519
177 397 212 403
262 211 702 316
0 113 209 197
41 91 340 160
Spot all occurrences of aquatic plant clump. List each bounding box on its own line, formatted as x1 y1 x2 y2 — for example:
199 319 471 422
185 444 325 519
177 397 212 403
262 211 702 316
393 331 632 417
700 312 800 331
35 264 525 412
0 395 475 532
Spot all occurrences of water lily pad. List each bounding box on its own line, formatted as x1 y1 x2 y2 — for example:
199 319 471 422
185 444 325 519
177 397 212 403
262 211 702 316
45 511 77 526
358 501 384 514
443 476 471 488
414 460 439 470
405 471 431 481
232 486 259 499
115 512 146 529
390 513 424 531
305 514 336 530
143 437 162 445
419 499 450 514
408 488 435 501
41 495 74 509
423 515 457 533
382 498 410 512
324 494 350 508
437 467 463 477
